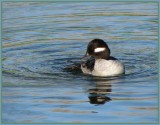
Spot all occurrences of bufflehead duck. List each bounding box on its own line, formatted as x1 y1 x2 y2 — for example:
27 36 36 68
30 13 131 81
81 39 125 77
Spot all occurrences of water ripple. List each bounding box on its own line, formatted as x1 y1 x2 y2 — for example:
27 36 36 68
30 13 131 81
2 2 158 123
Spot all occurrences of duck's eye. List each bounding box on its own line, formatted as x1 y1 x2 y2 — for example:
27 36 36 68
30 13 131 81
94 48 106 53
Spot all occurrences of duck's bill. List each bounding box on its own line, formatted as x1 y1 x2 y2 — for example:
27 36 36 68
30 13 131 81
81 53 91 60
80 53 91 64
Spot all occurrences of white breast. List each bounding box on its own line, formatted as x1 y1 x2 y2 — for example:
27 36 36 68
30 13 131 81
92 59 125 77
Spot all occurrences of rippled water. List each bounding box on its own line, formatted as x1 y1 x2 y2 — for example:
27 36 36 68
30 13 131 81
2 2 158 123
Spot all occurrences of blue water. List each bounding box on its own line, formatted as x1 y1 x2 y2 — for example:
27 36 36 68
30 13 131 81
2 2 158 123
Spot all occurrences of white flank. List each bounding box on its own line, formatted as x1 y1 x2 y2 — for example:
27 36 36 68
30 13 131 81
94 48 106 53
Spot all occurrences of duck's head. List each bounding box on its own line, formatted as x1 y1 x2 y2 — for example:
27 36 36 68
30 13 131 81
85 39 110 59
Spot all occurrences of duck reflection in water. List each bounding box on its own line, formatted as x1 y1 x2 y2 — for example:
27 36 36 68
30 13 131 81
87 77 119 105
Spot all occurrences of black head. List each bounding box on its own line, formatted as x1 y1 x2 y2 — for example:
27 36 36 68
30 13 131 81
85 39 110 59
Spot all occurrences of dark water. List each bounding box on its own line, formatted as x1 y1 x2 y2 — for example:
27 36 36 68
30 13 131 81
2 2 158 123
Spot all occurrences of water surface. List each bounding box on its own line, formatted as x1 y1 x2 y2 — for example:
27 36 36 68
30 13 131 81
2 2 158 123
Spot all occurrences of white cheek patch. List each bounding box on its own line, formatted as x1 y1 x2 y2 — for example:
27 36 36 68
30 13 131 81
94 48 106 53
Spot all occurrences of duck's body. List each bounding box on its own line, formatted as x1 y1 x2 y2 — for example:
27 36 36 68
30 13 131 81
81 58 125 77
81 39 125 77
